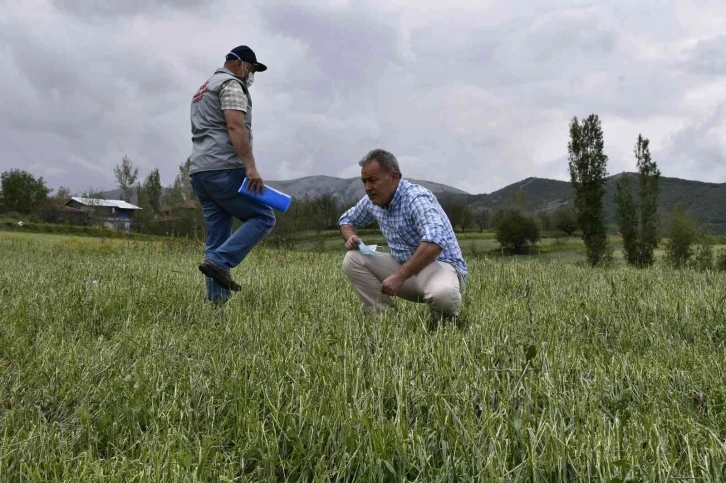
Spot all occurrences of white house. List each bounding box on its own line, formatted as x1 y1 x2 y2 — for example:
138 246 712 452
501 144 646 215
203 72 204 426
65 198 142 231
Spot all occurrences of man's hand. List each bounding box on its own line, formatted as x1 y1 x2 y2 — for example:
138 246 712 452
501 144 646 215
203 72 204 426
345 235 362 251
245 166 265 196
380 242 441 297
381 272 406 296
340 225 360 250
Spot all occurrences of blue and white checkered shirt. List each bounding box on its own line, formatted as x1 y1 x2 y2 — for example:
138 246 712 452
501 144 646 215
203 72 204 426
338 179 468 281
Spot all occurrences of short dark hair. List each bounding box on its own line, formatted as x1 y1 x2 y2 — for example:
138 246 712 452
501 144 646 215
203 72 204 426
358 149 402 176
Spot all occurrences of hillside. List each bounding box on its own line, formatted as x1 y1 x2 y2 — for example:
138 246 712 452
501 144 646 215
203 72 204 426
100 175 468 205
444 173 726 233
265 176 469 201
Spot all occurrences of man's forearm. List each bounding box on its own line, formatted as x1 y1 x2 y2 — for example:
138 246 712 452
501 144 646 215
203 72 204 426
396 242 442 280
228 126 256 169
340 224 358 242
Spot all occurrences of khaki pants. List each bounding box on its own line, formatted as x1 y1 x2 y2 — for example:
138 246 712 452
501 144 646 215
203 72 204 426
342 250 465 316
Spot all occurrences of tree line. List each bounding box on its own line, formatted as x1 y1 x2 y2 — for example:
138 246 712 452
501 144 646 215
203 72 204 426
1 115 724 269
567 114 721 270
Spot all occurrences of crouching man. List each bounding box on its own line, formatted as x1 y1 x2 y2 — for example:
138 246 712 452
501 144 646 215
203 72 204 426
338 149 468 324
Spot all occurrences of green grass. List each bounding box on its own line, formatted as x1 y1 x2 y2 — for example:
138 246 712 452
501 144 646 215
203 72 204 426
1 232 725 481
0 218 165 242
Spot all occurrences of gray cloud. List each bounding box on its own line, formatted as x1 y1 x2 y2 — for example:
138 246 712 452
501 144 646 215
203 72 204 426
259 2 410 85
684 35 726 77
659 102 726 179
1 0 726 197
50 0 202 18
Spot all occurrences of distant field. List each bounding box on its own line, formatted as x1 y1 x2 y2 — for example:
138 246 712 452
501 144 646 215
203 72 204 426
3 220 725 264
1 232 725 481
286 229 726 267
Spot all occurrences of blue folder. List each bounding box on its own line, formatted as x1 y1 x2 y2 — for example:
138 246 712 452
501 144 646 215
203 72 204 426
238 177 293 213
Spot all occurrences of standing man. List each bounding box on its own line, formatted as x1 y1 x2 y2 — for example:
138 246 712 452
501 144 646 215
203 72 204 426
338 149 468 326
188 45 275 305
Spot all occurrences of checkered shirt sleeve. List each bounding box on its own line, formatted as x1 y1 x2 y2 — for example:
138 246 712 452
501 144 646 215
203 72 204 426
338 196 375 228
409 193 447 247
219 80 248 112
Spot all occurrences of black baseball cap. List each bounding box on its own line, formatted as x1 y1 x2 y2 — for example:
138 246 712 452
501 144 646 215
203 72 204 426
226 45 267 72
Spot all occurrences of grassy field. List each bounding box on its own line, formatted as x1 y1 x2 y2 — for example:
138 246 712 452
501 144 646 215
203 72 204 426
1 231 725 481
290 229 726 268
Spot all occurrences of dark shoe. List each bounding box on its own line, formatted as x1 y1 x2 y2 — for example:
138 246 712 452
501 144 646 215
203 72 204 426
199 260 241 292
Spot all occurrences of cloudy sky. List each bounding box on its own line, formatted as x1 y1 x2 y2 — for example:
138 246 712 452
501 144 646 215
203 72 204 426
2 0 726 195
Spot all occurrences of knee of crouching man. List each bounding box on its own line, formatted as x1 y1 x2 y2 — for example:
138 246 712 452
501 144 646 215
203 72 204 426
427 284 461 314
342 250 362 274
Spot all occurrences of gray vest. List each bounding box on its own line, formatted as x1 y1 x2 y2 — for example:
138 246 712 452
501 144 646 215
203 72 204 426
188 68 252 174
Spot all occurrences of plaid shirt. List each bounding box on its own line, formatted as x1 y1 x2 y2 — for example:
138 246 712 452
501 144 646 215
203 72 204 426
338 179 468 281
219 80 248 112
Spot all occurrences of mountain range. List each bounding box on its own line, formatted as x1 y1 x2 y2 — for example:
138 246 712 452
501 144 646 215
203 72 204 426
443 173 726 233
265 176 469 200
99 173 726 233
99 176 467 205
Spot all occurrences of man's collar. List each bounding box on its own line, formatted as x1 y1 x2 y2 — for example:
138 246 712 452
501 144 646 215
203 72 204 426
216 67 249 91
217 67 243 80
383 178 408 210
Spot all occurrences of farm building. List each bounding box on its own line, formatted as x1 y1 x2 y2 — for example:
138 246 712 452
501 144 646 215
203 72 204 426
39 204 90 225
65 198 142 231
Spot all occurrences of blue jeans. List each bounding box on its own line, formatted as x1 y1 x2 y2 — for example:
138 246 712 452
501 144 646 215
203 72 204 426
190 168 276 303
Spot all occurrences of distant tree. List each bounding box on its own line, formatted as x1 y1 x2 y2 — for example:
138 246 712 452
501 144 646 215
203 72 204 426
164 179 186 207
615 135 661 268
615 174 639 265
475 208 491 232
38 185 75 222
301 194 340 234
635 134 661 267
664 205 697 269
317 194 340 231
36 186 73 223
133 182 154 232
693 237 714 271
553 206 578 236
0 169 51 214
52 186 72 203
178 158 192 195
135 183 148 209
114 155 139 202
493 208 540 253
142 169 162 214
461 206 476 232
81 188 106 200
536 210 552 233
164 158 193 207
443 202 466 232
692 225 714 271
716 250 726 272
568 114 612 266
